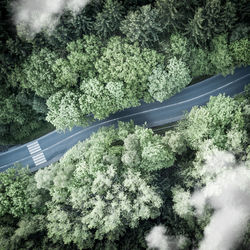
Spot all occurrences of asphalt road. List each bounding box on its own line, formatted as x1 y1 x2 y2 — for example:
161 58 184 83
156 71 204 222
0 66 249 172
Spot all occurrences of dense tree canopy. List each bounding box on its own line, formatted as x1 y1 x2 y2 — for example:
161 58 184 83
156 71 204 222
1 2 249 247
120 4 163 47
0 0 248 141
1 88 250 249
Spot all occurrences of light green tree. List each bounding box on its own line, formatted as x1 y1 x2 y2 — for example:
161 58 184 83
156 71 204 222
35 123 164 248
230 38 250 67
46 90 90 130
167 33 191 63
79 79 132 120
52 35 103 88
148 57 191 102
96 36 165 102
209 35 234 75
189 47 212 78
181 94 246 150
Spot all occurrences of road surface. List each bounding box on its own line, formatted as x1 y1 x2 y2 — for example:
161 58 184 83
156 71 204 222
0 66 249 172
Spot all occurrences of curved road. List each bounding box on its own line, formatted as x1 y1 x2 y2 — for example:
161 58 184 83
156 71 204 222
0 66 249 172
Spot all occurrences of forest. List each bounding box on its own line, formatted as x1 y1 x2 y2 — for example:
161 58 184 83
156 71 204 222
0 0 249 143
0 0 250 249
1 91 250 249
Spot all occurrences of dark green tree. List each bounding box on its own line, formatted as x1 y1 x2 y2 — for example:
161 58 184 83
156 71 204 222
185 7 206 46
120 4 163 47
156 0 189 34
94 0 125 39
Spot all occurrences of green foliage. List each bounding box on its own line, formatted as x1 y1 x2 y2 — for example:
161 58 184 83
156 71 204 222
148 58 191 102
32 96 48 116
230 38 250 67
203 0 223 41
46 90 89 131
189 47 212 78
21 48 58 98
230 23 250 42
43 9 94 50
209 35 234 75
186 0 237 46
185 7 206 46
35 122 165 248
167 34 191 62
79 79 132 120
0 167 46 218
94 0 125 39
51 35 103 90
181 94 246 150
0 88 48 144
172 186 192 218
120 5 163 47
96 36 165 102
156 0 188 34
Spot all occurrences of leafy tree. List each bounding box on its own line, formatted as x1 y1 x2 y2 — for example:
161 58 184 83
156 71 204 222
46 90 89 130
148 57 191 102
96 36 165 102
172 186 192 218
209 35 234 75
0 167 47 218
167 33 191 63
35 122 165 248
0 89 45 144
79 79 132 120
120 5 163 47
94 0 125 39
180 94 247 151
230 38 250 67
20 48 58 98
52 35 103 90
189 47 212 78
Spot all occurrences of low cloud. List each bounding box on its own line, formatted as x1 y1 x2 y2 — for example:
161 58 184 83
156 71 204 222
191 151 250 250
12 0 90 37
145 225 185 250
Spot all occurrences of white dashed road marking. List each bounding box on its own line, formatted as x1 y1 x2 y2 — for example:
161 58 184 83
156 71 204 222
27 141 47 166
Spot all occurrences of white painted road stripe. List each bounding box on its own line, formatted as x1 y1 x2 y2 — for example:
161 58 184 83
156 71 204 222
34 158 46 165
32 152 46 166
27 141 42 154
27 142 39 148
28 147 41 154
33 154 46 161
28 144 40 150
28 146 41 151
